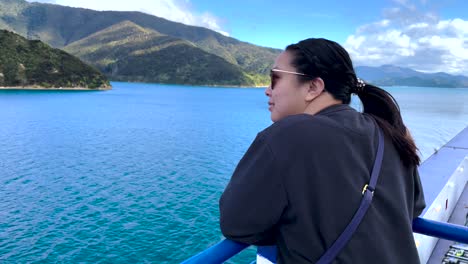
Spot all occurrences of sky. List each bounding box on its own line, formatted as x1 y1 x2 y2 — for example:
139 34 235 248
27 0 468 76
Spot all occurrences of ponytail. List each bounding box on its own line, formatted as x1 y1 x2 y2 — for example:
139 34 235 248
355 83 420 167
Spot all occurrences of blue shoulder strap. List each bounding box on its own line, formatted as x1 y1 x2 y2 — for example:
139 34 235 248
316 126 385 264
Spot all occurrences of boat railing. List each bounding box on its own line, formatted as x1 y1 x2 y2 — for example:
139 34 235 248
181 217 468 263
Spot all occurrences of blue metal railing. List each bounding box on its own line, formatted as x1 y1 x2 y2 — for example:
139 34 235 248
180 239 249 264
181 217 468 263
412 217 468 244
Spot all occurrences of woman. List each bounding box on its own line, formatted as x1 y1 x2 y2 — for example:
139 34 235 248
219 38 425 263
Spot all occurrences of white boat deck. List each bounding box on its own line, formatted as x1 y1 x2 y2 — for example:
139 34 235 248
428 185 467 263
417 126 468 263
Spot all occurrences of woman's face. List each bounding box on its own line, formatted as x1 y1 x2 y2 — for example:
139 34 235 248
265 51 311 122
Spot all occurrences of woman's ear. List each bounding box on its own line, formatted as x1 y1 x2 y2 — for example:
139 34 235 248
305 77 325 102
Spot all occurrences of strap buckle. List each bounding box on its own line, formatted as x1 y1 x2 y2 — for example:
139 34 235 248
362 184 375 195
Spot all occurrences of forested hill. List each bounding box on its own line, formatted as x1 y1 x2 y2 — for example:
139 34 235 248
0 29 110 89
0 0 279 86
62 21 260 86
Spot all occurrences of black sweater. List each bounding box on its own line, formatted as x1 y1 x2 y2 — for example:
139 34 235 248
219 104 425 263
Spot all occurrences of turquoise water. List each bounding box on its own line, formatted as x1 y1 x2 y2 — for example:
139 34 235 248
1 83 468 263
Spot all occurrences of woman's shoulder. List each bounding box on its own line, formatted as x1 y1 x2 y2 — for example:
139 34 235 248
259 108 373 146
260 114 339 140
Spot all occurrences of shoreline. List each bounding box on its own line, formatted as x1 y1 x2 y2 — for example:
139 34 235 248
110 81 268 89
0 86 111 91
200 84 267 89
211 84 267 88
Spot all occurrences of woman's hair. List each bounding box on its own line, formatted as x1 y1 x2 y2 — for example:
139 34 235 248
286 38 420 167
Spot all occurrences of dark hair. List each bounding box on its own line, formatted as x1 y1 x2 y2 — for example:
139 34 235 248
286 38 420 167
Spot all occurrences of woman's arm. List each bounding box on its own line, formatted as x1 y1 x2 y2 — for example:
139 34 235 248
219 134 287 245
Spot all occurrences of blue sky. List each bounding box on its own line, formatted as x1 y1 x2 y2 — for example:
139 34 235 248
28 0 468 76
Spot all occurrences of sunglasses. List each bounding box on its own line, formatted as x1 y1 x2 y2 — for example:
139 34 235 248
269 69 313 89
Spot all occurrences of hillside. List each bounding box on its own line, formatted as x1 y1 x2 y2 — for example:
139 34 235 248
0 29 110 89
62 21 261 86
0 0 280 86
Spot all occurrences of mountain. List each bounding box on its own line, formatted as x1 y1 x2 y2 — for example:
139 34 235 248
2 0 466 88
0 0 280 86
62 21 260 86
356 65 468 88
0 29 110 89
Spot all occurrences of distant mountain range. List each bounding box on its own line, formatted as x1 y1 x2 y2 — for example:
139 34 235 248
0 29 110 89
356 65 468 88
0 0 467 88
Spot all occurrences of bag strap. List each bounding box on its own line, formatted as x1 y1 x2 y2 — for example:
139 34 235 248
316 126 385 264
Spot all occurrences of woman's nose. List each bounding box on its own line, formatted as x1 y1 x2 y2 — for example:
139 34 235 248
265 86 271 97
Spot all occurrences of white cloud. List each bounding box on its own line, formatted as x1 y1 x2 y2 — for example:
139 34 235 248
408 22 429 29
356 19 391 35
344 2 468 76
392 0 416 10
346 35 366 50
437 19 468 35
26 0 230 36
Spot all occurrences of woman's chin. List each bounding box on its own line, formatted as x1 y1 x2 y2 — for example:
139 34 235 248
270 114 280 123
